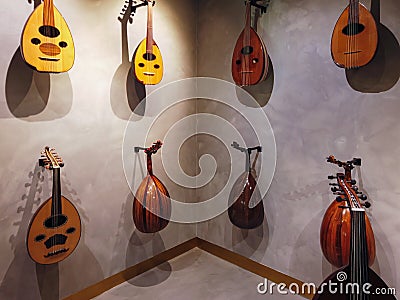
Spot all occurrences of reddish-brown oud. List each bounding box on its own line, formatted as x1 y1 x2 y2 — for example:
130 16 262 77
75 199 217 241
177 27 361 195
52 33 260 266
314 156 394 299
228 143 264 229
133 141 171 233
232 1 268 86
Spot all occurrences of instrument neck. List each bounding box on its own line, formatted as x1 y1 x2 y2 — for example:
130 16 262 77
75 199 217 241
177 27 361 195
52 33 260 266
349 209 370 300
348 0 360 25
245 2 252 34
146 2 154 53
147 153 153 176
43 0 55 27
51 168 62 216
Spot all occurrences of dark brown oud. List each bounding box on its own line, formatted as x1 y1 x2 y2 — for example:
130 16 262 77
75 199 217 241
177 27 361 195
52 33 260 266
133 141 171 233
314 161 395 299
331 0 378 68
27 147 81 264
228 143 264 229
320 156 375 268
232 1 268 86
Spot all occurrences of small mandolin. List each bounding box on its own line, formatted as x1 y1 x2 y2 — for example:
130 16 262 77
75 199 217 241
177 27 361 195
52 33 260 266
21 0 75 73
133 141 171 233
132 0 163 85
320 156 375 268
331 0 378 69
228 143 264 229
27 147 81 264
314 172 395 299
232 1 268 86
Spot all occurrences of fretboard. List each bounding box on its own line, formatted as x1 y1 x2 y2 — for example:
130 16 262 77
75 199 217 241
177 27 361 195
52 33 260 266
349 209 370 300
51 168 63 216
43 0 55 26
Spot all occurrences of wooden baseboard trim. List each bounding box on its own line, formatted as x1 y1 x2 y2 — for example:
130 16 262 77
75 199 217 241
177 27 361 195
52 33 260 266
196 238 314 299
63 237 199 300
65 237 313 300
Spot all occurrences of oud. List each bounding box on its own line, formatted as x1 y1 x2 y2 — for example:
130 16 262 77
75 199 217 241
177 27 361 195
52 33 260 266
232 1 268 86
314 172 395 300
21 0 75 73
133 141 171 233
331 0 378 69
228 143 264 229
27 147 81 264
320 156 375 268
132 0 163 85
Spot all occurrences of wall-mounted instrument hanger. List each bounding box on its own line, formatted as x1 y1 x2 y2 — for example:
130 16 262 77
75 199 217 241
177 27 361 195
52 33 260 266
27 147 81 264
133 140 171 233
320 155 375 269
118 0 153 24
228 142 264 229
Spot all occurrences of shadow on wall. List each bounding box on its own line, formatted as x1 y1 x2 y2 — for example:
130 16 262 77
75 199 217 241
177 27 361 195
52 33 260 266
5 47 73 121
227 213 269 260
110 1 146 121
125 231 172 287
289 210 329 283
345 0 400 93
237 56 274 108
0 165 45 300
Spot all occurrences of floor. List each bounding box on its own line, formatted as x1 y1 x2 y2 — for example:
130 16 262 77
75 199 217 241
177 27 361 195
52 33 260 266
94 249 305 300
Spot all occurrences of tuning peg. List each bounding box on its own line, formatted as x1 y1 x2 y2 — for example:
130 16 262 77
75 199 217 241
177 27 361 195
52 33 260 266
331 187 339 192
335 196 344 202
334 192 345 196
359 194 367 201
348 179 356 185
328 175 337 180
363 201 371 208
329 183 338 186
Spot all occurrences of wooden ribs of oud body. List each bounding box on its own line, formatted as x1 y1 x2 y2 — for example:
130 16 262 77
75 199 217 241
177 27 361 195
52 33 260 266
133 175 171 233
320 200 376 268
21 3 75 73
27 196 81 265
331 3 378 68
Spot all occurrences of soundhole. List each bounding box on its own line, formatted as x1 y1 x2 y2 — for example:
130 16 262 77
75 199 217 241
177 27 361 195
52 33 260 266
236 60 241 65
252 58 259 64
139 63 145 68
31 38 41 45
35 234 46 242
39 25 60 38
154 64 160 69
342 23 365 36
44 214 67 229
143 53 156 61
59 41 68 48
66 227 76 234
241 46 254 55
44 234 67 249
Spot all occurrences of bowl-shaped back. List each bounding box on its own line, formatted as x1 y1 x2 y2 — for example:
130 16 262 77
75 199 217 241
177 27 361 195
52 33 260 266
228 171 264 229
133 174 171 233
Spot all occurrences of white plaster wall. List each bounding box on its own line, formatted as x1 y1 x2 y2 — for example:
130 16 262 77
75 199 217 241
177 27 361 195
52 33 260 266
0 0 197 298
197 0 400 293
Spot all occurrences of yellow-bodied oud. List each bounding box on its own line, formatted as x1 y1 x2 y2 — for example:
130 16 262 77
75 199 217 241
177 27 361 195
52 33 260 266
21 0 74 73
133 0 163 85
